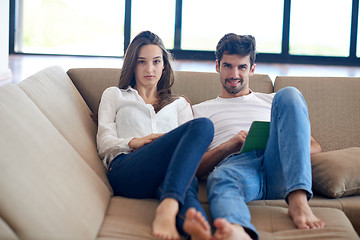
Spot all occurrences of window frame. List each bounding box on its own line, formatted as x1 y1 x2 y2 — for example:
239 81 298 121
9 0 360 66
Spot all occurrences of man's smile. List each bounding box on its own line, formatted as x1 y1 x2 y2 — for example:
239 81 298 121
225 78 243 86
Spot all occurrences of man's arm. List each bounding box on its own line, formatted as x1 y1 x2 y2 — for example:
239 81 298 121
310 136 321 154
197 130 247 178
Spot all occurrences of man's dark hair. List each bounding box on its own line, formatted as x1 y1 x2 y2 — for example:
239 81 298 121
215 34 256 67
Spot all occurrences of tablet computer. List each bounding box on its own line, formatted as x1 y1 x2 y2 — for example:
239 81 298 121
239 121 270 154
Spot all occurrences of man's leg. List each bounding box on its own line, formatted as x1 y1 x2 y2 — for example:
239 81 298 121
264 87 324 229
207 152 265 239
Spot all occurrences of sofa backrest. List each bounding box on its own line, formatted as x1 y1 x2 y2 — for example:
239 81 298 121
274 76 360 152
173 71 273 105
0 83 110 239
18 66 112 193
67 68 121 115
67 68 273 112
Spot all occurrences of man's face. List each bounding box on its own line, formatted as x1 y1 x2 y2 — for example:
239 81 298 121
216 54 255 98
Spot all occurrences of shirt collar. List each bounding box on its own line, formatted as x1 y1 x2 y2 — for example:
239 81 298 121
123 86 137 93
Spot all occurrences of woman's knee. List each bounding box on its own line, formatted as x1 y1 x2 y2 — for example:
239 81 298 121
190 118 214 139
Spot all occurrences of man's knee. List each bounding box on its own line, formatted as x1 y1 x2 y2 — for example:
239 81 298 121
274 86 307 109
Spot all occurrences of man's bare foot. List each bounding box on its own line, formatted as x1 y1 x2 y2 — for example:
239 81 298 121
287 190 325 229
152 198 180 240
213 218 252 240
183 208 212 240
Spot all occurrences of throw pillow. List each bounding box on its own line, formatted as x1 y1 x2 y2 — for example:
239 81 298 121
311 147 360 198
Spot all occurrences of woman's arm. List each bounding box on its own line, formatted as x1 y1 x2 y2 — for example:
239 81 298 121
97 88 133 156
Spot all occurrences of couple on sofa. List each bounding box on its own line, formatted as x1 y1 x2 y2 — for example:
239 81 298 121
96 31 325 240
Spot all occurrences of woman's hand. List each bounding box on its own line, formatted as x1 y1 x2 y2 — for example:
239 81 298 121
128 133 164 150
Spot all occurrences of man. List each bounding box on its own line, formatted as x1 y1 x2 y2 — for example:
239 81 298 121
183 34 325 240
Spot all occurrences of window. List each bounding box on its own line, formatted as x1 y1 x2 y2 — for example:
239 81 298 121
181 0 284 53
131 0 175 49
358 5 360 57
10 0 359 65
289 0 352 57
20 0 125 56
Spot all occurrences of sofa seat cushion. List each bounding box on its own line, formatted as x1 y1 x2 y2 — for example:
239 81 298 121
200 178 360 235
0 84 110 239
252 206 359 239
98 197 160 240
98 197 358 240
311 147 360 198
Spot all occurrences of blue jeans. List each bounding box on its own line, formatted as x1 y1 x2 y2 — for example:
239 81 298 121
207 87 313 239
107 118 214 235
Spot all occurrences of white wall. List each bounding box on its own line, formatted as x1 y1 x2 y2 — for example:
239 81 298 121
0 0 12 85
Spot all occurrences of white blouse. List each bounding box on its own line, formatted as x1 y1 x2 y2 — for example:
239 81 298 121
96 86 193 168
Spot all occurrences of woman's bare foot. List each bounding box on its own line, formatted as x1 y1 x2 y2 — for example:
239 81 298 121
213 218 252 240
183 208 212 240
152 198 180 240
287 190 325 229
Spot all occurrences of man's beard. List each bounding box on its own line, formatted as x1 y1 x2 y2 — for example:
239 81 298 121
223 78 246 95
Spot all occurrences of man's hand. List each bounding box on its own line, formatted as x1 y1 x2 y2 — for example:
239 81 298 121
128 133 164 150
225 130 248 153
196 130 248 178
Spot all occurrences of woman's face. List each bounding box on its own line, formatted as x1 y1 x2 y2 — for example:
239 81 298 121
134 44 164 90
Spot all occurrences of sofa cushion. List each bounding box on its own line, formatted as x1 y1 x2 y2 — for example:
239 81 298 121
274 76 360 152
98 197 160 240
67 68 274 112
99 197 359 240
311 147 360 198
252 206 359 239
0 84 110 239
0 217 17 240
19 66 112 193
67 68 122 114
173 71 273 105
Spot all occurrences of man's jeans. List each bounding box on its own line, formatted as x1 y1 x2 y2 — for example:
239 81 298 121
207 87 313 239
107 118 214 234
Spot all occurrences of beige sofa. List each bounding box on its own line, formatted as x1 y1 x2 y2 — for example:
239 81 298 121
1 65 359 239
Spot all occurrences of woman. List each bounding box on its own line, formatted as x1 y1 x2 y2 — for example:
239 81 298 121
96 31 214 240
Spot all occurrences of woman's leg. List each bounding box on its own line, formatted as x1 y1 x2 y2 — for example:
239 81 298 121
107 117 214 237
174 177 208 237
107 118 213 201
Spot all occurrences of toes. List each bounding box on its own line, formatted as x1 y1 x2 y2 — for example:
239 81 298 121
186 207 197 219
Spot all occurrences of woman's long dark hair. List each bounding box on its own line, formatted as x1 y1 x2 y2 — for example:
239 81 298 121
119 31 178 112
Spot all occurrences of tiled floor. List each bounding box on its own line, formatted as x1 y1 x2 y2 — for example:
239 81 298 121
8 54 360 84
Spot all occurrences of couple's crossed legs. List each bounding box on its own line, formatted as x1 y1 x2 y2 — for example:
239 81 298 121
184 190 325 240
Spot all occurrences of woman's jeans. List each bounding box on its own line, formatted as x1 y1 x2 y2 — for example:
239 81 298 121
107 118 214 235
207 87 313 239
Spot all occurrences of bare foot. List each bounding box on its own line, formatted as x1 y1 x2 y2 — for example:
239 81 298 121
287 190 326 229
152 198 181 240
183 208 212 240
213 218 252 240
